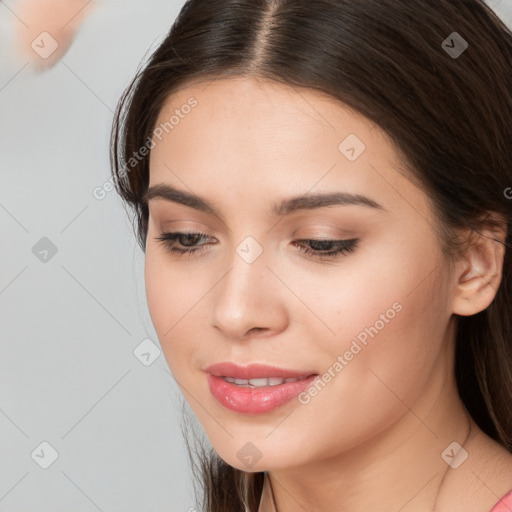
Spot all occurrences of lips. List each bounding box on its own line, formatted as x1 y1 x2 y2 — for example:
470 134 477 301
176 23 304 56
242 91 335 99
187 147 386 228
204 362 319 414
204 362 317 380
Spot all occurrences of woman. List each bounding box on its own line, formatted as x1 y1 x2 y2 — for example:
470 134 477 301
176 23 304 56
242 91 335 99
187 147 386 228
110 0 512 510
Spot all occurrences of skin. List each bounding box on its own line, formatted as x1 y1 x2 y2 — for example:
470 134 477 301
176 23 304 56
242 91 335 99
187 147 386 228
144 76 512 512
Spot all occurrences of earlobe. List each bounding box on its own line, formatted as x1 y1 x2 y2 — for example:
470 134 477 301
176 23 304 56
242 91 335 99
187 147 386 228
451 223 507 317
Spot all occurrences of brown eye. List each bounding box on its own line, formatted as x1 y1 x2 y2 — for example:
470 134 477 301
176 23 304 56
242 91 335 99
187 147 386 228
292 238 359 260
155 231 212 255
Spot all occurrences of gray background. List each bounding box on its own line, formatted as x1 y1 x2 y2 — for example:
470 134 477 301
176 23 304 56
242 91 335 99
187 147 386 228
1 1 511 511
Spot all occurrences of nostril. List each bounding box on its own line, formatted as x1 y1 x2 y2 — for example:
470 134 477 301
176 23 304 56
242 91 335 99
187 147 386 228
248 327 265 334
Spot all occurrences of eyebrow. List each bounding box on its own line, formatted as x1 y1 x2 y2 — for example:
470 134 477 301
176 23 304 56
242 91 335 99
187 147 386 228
143 183 385 220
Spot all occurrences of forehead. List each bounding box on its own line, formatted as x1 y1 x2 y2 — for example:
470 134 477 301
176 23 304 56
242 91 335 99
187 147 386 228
148 76 431 222
151 76 389 158
155 78 387 163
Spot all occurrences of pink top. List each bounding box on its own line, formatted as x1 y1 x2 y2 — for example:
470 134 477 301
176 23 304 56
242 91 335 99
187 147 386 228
490 491 512 512
257 473 512 512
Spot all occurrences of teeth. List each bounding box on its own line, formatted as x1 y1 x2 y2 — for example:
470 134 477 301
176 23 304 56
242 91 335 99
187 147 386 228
222 376 303 387
268 377 286 386
247 378 269 387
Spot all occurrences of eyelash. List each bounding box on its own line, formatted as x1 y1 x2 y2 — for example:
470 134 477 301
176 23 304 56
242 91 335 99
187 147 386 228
154 231 359 260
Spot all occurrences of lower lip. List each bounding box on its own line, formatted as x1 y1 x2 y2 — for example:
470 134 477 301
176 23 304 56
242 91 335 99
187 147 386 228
207 374 319 414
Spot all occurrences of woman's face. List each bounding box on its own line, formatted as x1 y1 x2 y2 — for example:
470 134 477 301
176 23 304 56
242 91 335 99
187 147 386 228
144 76 456 472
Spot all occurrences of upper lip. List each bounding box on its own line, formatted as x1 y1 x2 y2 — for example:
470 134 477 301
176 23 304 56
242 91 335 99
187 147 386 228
204 362 318 380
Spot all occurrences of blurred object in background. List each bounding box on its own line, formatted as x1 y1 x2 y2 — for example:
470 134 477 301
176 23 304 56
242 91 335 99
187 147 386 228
12 0 96 71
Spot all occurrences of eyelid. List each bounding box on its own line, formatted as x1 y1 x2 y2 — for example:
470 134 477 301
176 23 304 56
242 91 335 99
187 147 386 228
155 229 359 261
293 228 357 240
153 221 358 245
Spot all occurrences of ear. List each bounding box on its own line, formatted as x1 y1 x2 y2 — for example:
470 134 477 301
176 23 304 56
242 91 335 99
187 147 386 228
451 217 507 317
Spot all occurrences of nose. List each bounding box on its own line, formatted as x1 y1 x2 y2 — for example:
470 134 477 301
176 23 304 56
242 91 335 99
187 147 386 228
210 238 289 341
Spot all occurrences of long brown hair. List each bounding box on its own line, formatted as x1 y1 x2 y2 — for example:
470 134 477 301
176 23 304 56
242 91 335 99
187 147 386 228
110 1 512 510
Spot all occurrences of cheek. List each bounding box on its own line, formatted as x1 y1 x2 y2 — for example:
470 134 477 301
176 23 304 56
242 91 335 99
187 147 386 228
265 272 447 463
144 249 206 370
305 240 449 422
330 228 446 350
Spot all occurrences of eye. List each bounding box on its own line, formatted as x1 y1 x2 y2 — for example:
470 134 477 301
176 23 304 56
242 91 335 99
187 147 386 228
291 238 359 260
154 231 359 260
155 230 212 256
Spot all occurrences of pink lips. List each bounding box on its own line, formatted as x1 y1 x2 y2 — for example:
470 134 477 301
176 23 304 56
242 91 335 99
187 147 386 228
204 362 318 414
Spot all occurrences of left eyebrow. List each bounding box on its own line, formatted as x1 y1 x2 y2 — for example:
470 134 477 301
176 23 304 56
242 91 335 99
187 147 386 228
143 183 386 221
272 190 385 217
